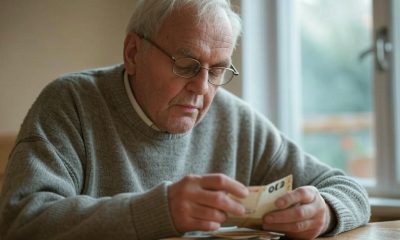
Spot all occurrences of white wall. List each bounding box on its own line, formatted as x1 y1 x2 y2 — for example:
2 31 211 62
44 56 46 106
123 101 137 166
0 0 133 133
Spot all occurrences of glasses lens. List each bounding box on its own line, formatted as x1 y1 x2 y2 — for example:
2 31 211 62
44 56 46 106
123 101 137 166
207 68 227 85
173 58 237 86
173 58 201 78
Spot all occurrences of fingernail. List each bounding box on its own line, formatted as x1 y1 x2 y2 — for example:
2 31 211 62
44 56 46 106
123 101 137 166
243 187 249 196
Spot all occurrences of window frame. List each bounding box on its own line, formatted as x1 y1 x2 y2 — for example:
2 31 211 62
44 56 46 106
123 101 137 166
240 0 400 198
368 0 400 198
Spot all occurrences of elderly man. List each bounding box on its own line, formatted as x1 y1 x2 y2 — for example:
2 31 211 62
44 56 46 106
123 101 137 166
0 0 370 239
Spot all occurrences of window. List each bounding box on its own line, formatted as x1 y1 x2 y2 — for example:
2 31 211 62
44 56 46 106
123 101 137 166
298 0 375 179
241 0 400 199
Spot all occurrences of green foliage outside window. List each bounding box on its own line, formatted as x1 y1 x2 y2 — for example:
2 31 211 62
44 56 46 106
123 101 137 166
299 0 375 178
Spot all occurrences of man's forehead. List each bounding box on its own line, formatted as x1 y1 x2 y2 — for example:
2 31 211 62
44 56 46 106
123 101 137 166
160 20 234 52
155 7 234 62
157 6 233 43
173 33 233 55
173 43 232 64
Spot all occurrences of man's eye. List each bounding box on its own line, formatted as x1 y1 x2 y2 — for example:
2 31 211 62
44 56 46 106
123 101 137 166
176 65 198 75
209 68 225 77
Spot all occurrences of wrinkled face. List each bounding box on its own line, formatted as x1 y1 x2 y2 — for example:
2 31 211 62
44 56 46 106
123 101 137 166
124 8 234 133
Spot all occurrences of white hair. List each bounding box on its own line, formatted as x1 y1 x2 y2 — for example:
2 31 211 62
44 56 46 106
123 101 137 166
126 0 242 47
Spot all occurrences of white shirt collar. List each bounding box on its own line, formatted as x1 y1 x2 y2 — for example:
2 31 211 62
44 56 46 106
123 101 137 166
124 71 160 131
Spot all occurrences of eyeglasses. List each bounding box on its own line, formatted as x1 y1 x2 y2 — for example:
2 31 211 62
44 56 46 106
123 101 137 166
138 35 239 86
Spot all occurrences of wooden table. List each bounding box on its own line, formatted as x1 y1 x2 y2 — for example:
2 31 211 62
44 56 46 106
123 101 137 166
318 220 400 240
163 221 400 239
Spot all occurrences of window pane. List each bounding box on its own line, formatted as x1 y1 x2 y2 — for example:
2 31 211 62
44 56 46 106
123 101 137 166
298 0 375 179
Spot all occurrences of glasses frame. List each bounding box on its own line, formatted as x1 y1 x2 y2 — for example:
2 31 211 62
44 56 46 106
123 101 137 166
137 34 239 86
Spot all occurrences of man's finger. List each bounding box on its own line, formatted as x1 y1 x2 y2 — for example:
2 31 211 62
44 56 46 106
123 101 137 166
199 174 249 198
195 189 247 216
189 204 227 223
275 186 317 209
264 203 317 224
183 218 222 232
263 218 316 233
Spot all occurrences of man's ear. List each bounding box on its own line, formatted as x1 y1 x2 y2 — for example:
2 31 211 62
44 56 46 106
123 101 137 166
123 32 141 75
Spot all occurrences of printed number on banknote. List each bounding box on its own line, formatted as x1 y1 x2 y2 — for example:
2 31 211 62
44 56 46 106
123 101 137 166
225 175 293 229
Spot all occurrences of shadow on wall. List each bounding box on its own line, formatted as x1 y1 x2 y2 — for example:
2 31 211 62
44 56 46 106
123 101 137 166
0 135 16 190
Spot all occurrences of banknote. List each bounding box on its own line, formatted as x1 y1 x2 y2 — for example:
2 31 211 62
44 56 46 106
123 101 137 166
160 175 293 240
162 227 283 240
225 175 293 229
211 227 284 239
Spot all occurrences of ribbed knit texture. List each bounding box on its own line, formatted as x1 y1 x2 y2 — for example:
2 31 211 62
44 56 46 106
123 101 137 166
0 65 370 239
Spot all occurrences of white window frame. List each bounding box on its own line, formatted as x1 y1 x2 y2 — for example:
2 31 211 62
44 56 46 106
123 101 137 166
242 0 301 142
364 0 400 198
240 0 400 201
393 0 400 184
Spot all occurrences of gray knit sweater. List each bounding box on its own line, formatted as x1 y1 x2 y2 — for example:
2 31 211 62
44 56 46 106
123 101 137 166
0 65 370 240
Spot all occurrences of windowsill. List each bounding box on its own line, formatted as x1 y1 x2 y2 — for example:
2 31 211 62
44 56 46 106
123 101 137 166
369 197 400 221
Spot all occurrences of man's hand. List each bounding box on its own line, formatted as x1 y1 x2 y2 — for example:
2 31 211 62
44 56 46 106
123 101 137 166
168 174 249 233
262 186 333 240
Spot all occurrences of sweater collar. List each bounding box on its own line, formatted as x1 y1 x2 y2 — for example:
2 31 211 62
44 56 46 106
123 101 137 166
123 71 160 131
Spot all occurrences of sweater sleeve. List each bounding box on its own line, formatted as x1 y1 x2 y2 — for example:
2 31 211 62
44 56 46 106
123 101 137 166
0 76 180 240
0 131 178 240
248 115 371 236
212 90 371 236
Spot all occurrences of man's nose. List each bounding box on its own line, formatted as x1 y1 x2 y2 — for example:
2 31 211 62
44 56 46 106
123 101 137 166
185 68 210 94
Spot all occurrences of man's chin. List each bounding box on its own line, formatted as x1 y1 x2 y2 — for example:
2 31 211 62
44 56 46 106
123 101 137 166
164 119 197 134
165 125 195 134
